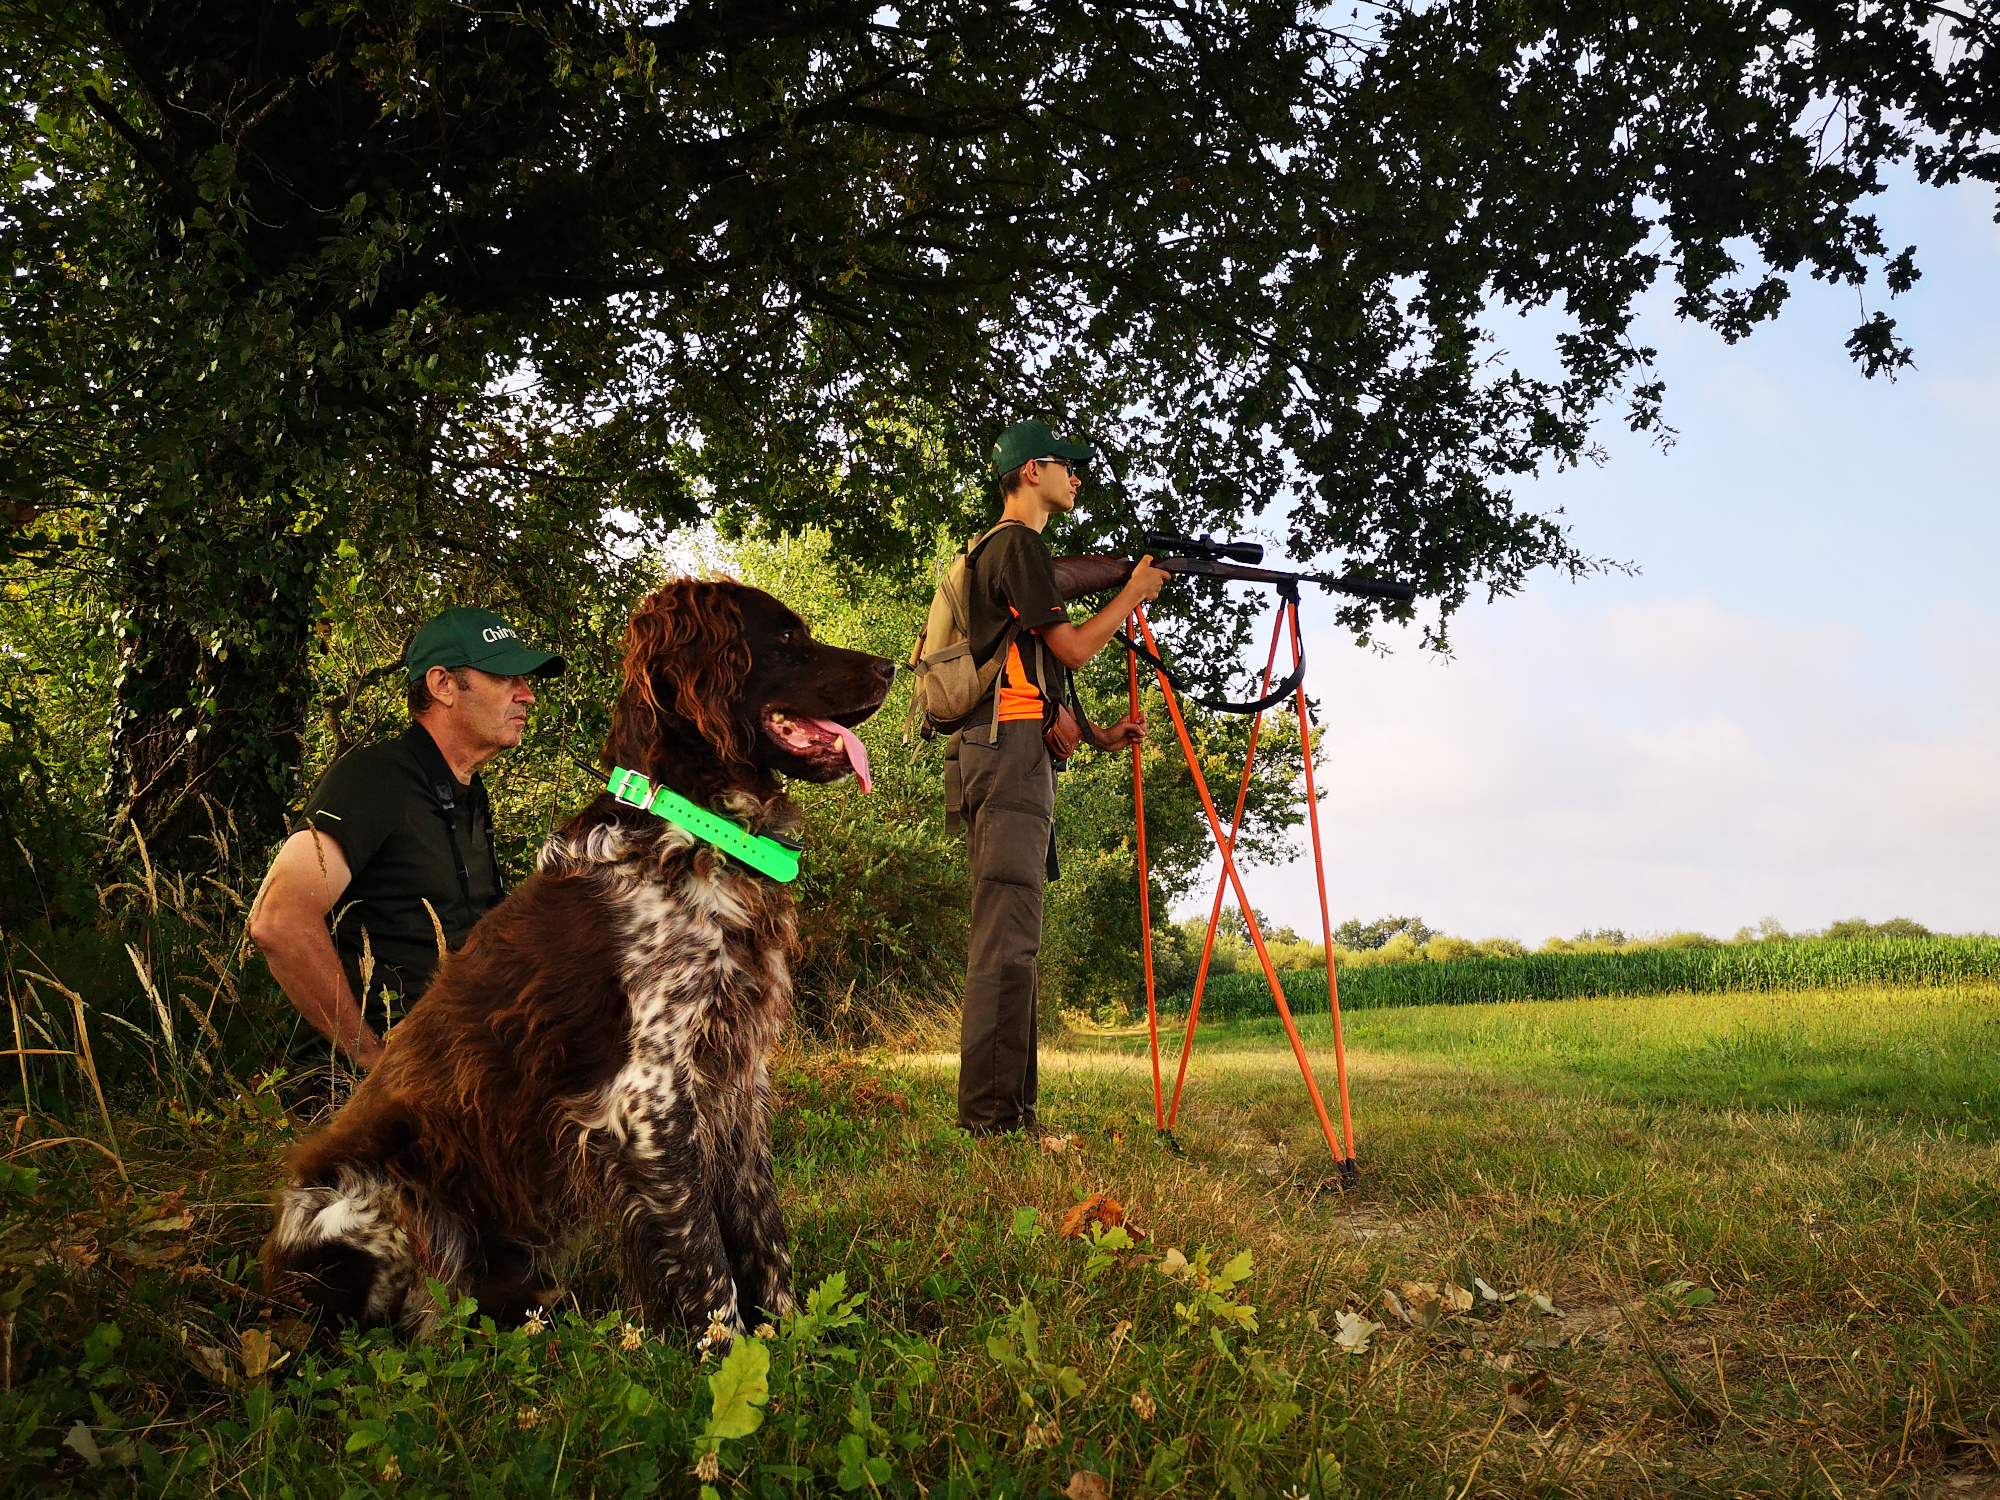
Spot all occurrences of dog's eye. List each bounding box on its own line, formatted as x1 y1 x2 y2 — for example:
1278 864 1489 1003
778 629 796 644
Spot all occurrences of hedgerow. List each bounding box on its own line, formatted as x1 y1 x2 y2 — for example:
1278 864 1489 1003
1172 935 2000 1019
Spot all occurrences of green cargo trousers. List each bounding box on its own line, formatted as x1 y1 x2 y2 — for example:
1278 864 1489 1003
948 721 1056 1135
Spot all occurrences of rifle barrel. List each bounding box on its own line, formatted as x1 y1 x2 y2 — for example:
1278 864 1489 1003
1049 553 1416 604
1156 557 1418 603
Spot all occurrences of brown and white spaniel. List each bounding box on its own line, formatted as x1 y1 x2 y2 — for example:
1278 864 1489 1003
262 580 893 1336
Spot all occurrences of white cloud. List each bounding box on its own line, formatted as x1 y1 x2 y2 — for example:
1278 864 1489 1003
1185 593 2000 941
1926 374 2000 432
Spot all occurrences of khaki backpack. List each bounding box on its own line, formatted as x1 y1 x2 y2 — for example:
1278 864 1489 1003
906 520 1026 741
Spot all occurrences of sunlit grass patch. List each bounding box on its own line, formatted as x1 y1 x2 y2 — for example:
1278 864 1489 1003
1165 983 2000 1141
2 985 1996 1495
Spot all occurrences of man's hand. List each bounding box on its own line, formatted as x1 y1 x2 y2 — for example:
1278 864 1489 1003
1091 712 1149 751
1126 553 1169 604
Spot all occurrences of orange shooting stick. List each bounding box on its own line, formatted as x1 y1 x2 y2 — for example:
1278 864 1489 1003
1287 595 1357 1168
1129 616 1163 1128
1130 605 1349 1167
1166 607 1287 1130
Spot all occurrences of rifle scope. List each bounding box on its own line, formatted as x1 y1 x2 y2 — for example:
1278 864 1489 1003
1142 531 1265 566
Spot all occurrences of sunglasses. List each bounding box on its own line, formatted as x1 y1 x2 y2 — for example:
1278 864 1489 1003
1033 456 1081 475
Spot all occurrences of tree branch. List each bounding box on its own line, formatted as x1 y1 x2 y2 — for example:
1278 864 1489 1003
74 87 197 212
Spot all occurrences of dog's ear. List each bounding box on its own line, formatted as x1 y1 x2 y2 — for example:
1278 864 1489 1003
619 579 753 764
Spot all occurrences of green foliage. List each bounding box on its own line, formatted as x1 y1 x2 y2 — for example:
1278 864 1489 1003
1332 914 1436 951
788 1271 867 1349
1159 1246 1260 1336
695 1336 770 1454
1825 915 1934 941
985 1299 1085 1414
0 663 97 927
8 0 1989 866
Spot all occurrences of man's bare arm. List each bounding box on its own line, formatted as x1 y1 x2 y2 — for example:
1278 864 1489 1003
1041 555 1169 669
247 829 384 1071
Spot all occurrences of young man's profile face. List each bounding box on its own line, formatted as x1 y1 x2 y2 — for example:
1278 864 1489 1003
1023 457 1082 513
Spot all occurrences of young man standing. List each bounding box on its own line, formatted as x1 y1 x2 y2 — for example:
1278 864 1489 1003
952 419 1168 1138
249 607 564 1085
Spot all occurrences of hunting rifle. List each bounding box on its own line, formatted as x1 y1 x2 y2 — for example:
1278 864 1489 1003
1051 531 1417 605
1049 532 1417 715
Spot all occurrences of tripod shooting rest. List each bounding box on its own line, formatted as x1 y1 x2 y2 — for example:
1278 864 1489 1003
1122 597 1359 1181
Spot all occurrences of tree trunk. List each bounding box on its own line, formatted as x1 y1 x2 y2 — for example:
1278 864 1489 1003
105 493 324 874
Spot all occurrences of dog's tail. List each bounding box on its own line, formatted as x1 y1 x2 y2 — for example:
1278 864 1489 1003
263 1166 435 1334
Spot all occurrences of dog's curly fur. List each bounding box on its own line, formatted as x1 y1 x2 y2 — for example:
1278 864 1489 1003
261 580 893 1335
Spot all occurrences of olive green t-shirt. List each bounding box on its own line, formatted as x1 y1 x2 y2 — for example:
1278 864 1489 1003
297 724 502 1032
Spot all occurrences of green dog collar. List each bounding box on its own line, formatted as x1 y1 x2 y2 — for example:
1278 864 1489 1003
601 766 802 883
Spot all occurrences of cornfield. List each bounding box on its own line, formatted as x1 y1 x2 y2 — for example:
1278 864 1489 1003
1167 936 2000 1019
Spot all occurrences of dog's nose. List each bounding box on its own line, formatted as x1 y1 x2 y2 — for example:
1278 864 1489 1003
872 657 895 682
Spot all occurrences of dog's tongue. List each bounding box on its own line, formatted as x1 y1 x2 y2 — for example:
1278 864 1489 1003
801 716 871 793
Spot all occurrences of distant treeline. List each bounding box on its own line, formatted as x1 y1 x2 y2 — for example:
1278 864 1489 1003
1167 935 2000 1019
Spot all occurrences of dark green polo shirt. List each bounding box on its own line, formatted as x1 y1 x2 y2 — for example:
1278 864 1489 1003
297 724 503 1032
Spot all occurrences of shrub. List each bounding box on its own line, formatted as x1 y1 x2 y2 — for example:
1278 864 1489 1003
1653 930 1723 950
1423 936 1478 963
1826 916 1933 941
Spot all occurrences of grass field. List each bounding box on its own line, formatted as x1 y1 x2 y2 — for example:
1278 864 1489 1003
3 984 1997 1497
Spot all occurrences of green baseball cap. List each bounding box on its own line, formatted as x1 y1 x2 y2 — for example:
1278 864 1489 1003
405 607 566 684
990 418 1094 479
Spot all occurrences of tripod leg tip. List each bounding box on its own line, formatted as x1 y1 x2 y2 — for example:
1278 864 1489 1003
1155 1129 1186 1159
1339 1157 1359 1185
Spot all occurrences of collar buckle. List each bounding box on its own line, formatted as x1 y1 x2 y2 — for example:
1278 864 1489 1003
607 767 655 810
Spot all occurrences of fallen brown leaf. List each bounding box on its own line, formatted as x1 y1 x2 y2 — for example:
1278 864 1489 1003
268 1318 311 1352
1065 1472 1109 1500
1505 1371 1553 1418
1059 1193 1129 1239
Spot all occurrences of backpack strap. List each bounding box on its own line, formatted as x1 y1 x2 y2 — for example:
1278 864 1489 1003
952 519 1021 635
966 520 1029 744
984 613 1023 744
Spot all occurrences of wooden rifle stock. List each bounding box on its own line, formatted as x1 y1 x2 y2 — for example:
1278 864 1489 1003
1051 554 1137 601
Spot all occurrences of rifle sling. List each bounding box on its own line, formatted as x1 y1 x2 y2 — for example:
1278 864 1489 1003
1115 608 1307 717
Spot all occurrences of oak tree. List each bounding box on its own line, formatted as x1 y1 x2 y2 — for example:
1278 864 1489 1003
1 1 1991 864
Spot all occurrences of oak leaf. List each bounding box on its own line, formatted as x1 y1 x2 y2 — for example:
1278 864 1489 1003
1059 1193 1126 1239
1332 1310 1382 1354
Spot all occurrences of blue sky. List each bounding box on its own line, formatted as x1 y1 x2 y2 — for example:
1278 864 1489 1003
1225 169 1999 942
